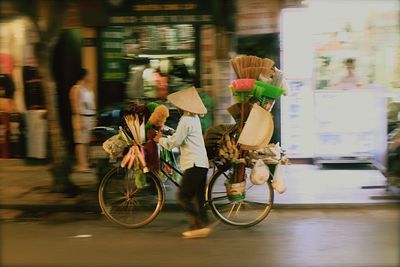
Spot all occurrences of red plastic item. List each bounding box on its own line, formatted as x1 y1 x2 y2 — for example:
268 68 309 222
231 79 256 91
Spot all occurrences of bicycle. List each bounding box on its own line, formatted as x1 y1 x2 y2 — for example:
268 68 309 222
98 146 274 228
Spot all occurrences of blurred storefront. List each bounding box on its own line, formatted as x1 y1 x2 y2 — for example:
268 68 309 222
79 0 227 134
0 16 47 159
2 0 398 171
279 0 399 170
229 0 399 170
0 1 87 159
0 0 225 159
90 0 218 111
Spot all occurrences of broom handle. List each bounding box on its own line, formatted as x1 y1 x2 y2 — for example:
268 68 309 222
234 102 246 183
239 102 244 132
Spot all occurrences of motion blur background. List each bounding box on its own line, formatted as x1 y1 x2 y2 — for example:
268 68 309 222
0 0 399 181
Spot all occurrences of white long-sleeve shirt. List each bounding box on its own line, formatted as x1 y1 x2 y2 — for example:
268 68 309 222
159 113 209 171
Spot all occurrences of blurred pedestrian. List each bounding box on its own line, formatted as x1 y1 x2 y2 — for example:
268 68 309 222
69 68 96 172
154 87 210 238
333 58 362 89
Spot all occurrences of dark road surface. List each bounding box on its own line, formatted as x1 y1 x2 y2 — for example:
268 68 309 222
1 207 399 267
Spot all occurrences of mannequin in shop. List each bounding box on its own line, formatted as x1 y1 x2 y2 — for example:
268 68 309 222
333 58 362 89
69 68 96 172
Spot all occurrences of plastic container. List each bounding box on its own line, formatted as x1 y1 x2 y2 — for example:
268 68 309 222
225 180 246 202
231 79 256 91
253 81 285 99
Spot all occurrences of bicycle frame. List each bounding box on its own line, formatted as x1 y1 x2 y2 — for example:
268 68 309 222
159 156 183 188
158 154 223 206
99 148 274 228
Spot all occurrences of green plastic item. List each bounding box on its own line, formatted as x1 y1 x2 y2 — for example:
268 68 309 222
230 85 253 103
146 102 159 113
228 192 245 202
253 81 285 100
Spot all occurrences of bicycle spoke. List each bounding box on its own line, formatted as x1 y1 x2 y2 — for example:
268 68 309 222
225 202 245 218
112 196 129 204
208 167 274 227
227 202 237 218
243 200 271 207
211 195 229 201
212 191 227 194
235 202 242 216
99 168 164 228
109 202 130 214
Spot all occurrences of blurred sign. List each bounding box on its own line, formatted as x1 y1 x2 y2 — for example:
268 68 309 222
105 0 213 25
81 1 215 26
281 79 314 158
100 27 125 81
109 15 212 25
236 0 280 35
106 0 209 13
132 3 198 11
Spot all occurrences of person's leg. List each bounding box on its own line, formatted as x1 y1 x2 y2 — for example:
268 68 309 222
75 143 89 170
195 167 209 228
76 116 93 171
178 167 204 230
179 167 211 238
72 115 89 171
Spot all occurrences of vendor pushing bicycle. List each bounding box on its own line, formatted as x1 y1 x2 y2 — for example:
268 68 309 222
154 87 211 239
98 55 288 233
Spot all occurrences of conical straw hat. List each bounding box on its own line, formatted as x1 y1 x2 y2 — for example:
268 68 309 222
237 104 274 150
167 87 207 115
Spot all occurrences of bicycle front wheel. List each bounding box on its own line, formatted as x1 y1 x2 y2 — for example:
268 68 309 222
207 165 274 227
98 167 165 228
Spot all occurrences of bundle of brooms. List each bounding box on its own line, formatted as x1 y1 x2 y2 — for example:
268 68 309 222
228 55 276 184
230 56 275 79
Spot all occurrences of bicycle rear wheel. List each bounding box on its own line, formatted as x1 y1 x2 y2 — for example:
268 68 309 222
98 167 165 228
207 164 274 227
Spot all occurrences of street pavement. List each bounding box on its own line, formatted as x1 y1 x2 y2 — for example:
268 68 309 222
1 208 399 267
0 159 399 221
1 160 399 267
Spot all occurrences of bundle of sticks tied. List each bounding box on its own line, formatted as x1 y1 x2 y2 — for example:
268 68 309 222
124 114 146 145
230 55 275 80
120 114 148 172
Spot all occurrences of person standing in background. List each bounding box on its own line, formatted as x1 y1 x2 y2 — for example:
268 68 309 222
333 58 362 89
69 68 96 172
